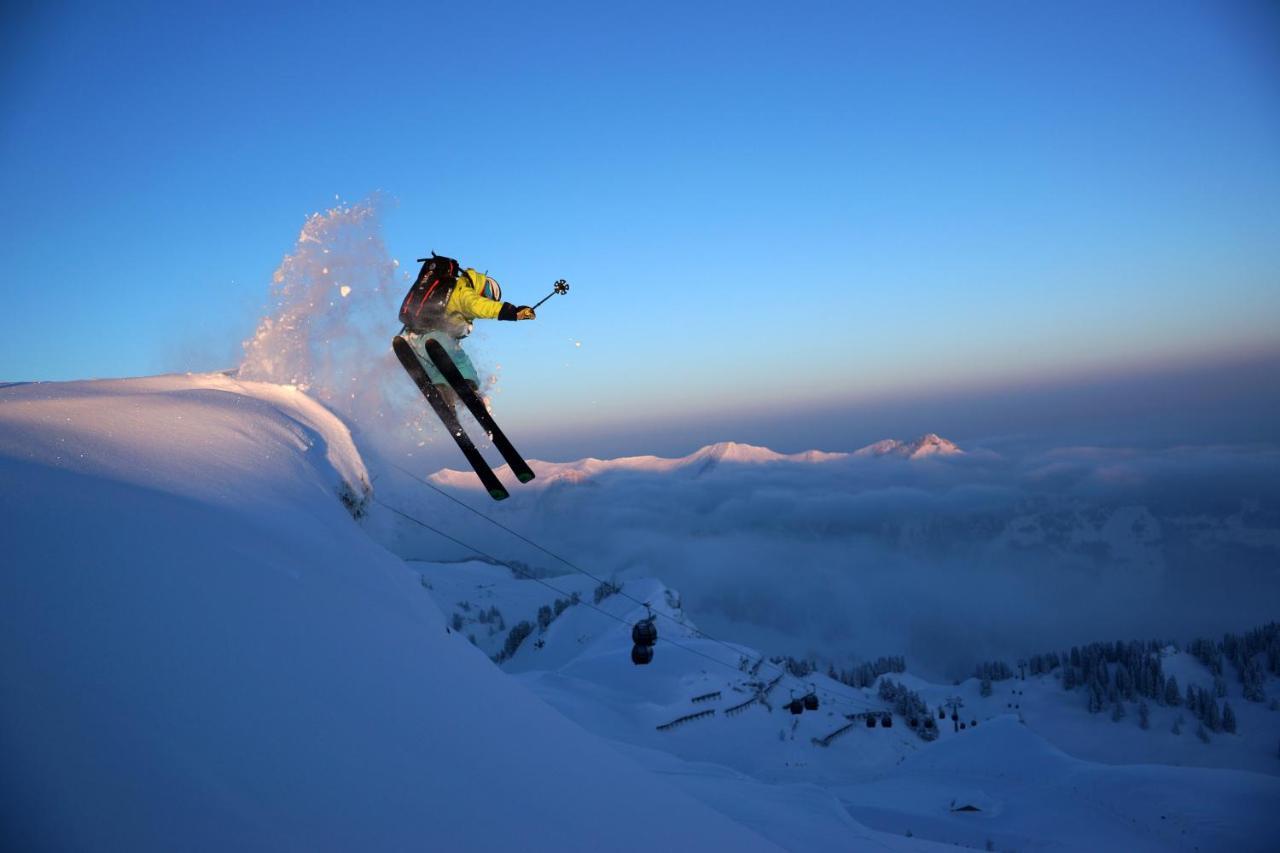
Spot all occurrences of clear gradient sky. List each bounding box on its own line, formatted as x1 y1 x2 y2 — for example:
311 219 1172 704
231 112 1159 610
2 1 1278 454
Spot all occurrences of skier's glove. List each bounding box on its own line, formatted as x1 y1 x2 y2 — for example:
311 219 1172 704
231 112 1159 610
498 303 537 321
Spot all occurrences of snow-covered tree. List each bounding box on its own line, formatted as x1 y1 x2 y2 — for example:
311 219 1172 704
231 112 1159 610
974 660 1014 682
1222 701 1237 734
1206 697 1222 732
593 580 622 604
495 620 534 663
1242 660 1267 702
1139 701 1150 730
1165 676 1181 706
1088 682 1104 714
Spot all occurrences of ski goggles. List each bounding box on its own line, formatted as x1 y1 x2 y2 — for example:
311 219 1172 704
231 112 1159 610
481 276 501 302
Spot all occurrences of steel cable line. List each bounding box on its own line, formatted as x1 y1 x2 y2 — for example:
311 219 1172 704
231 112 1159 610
384 463 877 711
390 461 774 657
378 499 760 677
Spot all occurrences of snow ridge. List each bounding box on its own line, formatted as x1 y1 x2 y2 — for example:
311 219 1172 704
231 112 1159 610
432 435 962 489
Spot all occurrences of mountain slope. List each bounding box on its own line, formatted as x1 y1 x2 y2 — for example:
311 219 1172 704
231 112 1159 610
0 375 778 852
416 560 1280 852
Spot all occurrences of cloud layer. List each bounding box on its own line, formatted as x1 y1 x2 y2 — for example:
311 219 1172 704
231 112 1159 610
388 438 1280 679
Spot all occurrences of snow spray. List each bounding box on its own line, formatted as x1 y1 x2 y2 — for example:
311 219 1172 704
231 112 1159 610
238 194 442 458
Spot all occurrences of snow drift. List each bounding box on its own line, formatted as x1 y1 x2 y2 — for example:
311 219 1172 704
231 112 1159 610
0 374 776 851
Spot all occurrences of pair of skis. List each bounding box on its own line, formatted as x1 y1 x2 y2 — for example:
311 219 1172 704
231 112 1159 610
392 335 534 500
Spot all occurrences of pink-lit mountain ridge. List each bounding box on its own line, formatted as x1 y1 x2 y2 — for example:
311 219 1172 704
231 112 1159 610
431 434 964 489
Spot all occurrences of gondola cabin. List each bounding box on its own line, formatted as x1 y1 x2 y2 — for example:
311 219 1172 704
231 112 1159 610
631 644 654 666
631 617 658 648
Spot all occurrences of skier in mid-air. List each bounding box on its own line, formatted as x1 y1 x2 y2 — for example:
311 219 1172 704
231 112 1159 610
393 254 547 500
400 262 536 407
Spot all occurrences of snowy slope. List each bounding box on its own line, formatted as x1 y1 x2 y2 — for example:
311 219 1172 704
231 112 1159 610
414 561 1280 852
0 375 781 852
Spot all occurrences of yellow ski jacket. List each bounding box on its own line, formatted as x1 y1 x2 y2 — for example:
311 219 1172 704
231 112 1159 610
441 269 508 337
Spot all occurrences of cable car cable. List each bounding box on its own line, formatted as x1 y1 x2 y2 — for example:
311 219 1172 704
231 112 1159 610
384 464 881 711
378 499 763 677
383 466 875 710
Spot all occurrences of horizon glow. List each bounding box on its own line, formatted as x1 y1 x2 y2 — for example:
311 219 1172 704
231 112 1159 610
2 1 1278 459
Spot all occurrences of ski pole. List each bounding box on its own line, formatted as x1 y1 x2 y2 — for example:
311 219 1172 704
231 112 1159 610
531 279 569 311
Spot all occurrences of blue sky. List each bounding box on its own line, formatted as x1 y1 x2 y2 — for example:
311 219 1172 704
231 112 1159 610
2 0 1277 455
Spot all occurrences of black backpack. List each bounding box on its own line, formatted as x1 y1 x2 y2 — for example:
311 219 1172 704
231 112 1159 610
399 253 460 332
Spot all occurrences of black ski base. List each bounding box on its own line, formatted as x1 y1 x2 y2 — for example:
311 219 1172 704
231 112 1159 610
392 336 509 501
423 338 535 484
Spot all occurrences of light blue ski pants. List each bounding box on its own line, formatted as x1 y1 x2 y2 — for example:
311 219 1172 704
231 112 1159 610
400 329 479 389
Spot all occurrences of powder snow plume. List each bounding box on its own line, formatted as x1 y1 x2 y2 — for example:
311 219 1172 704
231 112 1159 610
238 194 431 455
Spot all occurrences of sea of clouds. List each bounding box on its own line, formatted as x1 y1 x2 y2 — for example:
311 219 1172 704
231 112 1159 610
408 441 1280 679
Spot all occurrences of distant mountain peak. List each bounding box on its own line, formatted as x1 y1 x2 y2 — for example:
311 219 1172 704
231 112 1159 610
691 441 787 465
855 433 963 459
907 433 963 458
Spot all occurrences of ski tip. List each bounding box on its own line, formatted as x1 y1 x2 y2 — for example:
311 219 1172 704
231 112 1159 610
489 488 511 501
516 471 535 484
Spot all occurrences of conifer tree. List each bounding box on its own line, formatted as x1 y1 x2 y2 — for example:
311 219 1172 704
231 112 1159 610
1222 701 1237 734
1206 697 1222 732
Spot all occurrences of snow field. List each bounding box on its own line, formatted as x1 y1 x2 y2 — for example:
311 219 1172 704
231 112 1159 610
0 375 780 852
